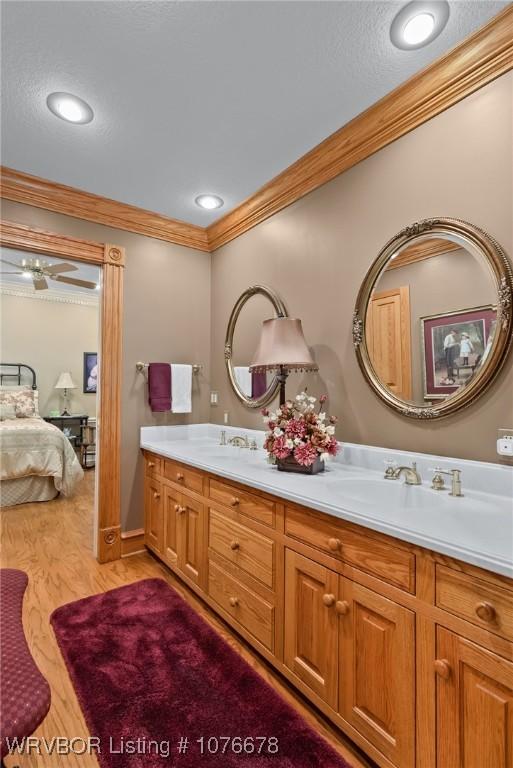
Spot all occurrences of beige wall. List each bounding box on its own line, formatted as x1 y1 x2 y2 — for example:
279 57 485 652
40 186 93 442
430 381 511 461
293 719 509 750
210 72 513 463
0 290 99 416
377 247 497 402
0 200 212 530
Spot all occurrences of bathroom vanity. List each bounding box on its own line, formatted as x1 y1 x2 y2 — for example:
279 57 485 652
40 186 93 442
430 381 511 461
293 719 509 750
141 424 513 768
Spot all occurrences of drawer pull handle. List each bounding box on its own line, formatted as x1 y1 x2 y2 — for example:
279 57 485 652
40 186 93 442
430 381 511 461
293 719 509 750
153 492 160 500
148 461 155 468
335 600 350 615
434 659 451 680
229 597 239 607
475 601 496 622
327 538 341 551
230 497 240 506
322 593 336 607
176 472 184 481
230 540 240 550
178 506 186 514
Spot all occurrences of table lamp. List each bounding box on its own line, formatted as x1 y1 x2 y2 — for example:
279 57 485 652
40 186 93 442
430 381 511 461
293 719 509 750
54 371 76 416
250 318 318 405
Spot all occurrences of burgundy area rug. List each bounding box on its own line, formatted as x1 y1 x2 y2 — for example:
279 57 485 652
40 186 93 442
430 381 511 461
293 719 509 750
51 578 353 768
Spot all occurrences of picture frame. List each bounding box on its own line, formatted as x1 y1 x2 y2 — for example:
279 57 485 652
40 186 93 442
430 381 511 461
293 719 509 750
421 305 497 400
83 352 98 394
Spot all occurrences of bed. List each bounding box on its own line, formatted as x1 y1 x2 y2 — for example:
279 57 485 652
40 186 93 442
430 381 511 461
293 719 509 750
0 364 84 507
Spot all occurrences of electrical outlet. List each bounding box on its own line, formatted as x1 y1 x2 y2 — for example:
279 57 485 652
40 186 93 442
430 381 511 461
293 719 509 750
497 428 513 457
210 391 218 406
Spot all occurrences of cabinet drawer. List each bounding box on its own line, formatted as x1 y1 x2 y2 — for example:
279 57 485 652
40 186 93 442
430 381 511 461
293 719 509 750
208 561 274 651
209 479 275 527
209 510 274 589
145 455 161 478
164 460 204 495
285 505 415 592
436 565 513 641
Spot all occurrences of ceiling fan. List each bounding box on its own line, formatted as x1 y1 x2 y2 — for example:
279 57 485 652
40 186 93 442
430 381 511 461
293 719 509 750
0 256 97 291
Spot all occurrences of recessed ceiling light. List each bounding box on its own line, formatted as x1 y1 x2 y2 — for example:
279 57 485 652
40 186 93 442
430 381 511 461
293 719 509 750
46 92 94 124
195 194 224 210
390 1 449 50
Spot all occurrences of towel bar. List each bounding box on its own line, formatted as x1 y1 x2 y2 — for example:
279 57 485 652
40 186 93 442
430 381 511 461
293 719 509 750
136 362 203 375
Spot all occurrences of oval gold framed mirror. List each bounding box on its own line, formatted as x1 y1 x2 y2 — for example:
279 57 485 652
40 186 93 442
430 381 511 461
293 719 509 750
225 285 288 408
353 218 513 419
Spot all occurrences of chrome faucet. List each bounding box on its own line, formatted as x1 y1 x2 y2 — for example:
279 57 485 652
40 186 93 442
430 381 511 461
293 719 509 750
228 434 250 448
430 467 463 497
391 462 422 485
219 430 227 446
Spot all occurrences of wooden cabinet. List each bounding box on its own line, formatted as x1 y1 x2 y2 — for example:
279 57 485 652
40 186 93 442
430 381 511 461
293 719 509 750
338 578 415 768
142 451 513 768
144 476 163 553
284 549 339 708
436 627 513 768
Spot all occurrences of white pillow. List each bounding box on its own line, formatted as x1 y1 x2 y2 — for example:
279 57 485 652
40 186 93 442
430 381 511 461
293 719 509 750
0 403 17 420
0 387 39 418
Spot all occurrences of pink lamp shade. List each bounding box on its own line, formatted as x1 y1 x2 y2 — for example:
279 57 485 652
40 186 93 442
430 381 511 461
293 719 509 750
250 318 318 372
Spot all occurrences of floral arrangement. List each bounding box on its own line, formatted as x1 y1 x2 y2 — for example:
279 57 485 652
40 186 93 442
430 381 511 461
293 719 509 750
262 392 339 467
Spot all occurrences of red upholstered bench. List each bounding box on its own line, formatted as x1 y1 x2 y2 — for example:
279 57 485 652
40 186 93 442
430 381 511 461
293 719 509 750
0 569 51 765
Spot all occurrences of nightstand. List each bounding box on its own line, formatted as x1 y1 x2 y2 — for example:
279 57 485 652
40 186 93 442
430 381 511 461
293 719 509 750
44 415 92 469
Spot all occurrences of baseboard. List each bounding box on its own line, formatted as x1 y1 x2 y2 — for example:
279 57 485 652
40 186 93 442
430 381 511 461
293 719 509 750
121 528 146 557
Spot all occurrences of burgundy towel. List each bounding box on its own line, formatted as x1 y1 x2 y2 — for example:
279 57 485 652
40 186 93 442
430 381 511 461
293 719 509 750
148 363 171 412
251 370 268 399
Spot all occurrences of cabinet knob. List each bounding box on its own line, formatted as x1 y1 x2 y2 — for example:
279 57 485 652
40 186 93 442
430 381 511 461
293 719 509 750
174 504 180 512
322 593 336 607
178 506 186 514
335 600 350 615
475 601 496 622
230 497 240 506
176 472 184 481
327 538 341 552
434 659 451 680
148 461 155 468
229 597 239 607
153 491 160 500
230 540 240 550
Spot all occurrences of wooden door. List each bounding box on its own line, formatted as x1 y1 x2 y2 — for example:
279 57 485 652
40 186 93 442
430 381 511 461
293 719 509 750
163 485 181 567
436 627 513 768
366 286 412 399
144 477 163 553
338 577 415 768
284 549 338 708
178 494 205 588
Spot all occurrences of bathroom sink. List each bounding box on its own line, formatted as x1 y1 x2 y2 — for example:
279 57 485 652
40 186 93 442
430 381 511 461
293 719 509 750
337 477 443 510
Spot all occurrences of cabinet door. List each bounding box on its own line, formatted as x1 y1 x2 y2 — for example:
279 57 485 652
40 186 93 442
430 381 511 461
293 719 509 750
338 578 415 768
436 627 513 768
284 549 338 708
145 477 163 553
163 485 181 567
178 495 205 588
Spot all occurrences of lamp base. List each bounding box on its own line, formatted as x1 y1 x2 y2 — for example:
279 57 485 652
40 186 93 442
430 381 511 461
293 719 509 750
60 409 71 417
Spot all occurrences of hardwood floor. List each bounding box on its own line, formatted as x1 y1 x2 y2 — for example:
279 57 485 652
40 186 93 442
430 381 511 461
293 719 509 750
0 474 373 768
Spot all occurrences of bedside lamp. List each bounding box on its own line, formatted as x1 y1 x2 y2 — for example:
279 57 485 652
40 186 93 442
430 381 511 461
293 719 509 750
54 372 76 416
250 317 318 405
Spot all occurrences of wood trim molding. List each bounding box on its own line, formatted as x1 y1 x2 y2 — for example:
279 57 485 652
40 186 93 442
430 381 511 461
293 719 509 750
207 7 513 250
121 528 146 557
0 167 210 252
1 10 511 254
0 219 124 563
385 238 460 271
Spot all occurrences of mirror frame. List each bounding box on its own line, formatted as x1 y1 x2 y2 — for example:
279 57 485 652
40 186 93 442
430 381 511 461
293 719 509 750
353 218 513 419
225 285 288 408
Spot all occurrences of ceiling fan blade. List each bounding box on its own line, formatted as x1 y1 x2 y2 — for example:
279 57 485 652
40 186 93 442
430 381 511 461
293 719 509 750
52 275 97 290
34 277 48 291
0 258 24 269
1 271 24 274
45 263 78 275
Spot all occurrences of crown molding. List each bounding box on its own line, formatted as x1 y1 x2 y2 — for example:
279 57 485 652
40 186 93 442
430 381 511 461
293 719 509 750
0 167 210 252
1 9 511 254
385 238 460 271
207 7 513 251
0 280 100 306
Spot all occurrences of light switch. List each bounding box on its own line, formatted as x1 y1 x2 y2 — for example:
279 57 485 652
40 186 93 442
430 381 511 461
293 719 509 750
210 391 218 406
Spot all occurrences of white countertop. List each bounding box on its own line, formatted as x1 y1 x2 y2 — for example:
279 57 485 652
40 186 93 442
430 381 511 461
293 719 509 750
140 424 513 578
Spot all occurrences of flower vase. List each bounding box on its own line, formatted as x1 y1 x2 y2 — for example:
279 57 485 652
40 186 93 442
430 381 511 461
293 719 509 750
276 455 325 475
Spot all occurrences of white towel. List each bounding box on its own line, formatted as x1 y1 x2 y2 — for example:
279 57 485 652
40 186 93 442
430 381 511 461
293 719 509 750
171 364 192 413
234 366 252 397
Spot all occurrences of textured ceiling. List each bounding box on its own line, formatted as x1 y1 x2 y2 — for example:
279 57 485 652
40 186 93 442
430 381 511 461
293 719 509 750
1 1 507 226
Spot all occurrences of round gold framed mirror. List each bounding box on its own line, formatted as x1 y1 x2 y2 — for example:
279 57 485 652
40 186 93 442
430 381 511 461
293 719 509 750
225 285 288 408
353 218 513 419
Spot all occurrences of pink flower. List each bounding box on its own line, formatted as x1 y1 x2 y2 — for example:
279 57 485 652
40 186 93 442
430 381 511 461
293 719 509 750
294 442 318 467
285 418 307 440
326 436 339 456
261 408 270 417
272 435 291 460
319 394 328 404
